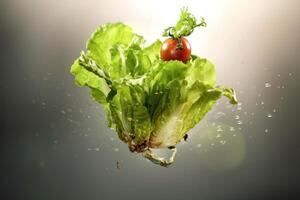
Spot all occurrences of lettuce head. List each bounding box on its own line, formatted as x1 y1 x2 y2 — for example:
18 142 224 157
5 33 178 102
70 23 237 166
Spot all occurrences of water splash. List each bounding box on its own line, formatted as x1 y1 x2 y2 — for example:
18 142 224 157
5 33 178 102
265 82 272 88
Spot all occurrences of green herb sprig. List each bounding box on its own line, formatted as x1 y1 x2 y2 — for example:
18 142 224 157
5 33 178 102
162 7 207 39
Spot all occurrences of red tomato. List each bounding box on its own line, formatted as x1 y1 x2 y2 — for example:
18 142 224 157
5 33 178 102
160 37 191 63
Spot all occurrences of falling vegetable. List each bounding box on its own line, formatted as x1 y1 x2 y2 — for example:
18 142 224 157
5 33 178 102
70 8 237 167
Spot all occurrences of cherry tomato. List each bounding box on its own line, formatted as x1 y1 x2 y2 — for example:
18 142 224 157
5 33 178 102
160 37 191 63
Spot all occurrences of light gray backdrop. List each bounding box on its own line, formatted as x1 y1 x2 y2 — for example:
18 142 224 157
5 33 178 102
1 0 299 199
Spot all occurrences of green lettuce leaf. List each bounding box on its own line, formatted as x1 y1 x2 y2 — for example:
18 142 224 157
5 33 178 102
147 59 237 148
87 23 144 69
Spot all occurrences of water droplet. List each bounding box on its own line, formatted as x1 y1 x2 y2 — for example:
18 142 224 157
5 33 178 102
114 148 119 152
235 115 240 119
265 129 269 133
226 104 233 109
229 126 235 131
220 140 226 145
265 82 272 88
237 107 242 111
289 72 292 76
196 144 202 148
127 117 133 121
273 109 276 113
237 120 243 125
61 110 66 115
215 112 225 119
277 74 281 77
261 101 265 105
94 147 100 151
267 114 272 118
39 161 45 168
216 126 223 132
216 134 222 138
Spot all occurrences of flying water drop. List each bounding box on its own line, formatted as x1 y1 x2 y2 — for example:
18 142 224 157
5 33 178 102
265 82 272 88
265 129 269 133
219 140 226 145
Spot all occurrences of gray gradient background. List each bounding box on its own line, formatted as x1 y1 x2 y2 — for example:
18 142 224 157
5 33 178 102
1 0 300 199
